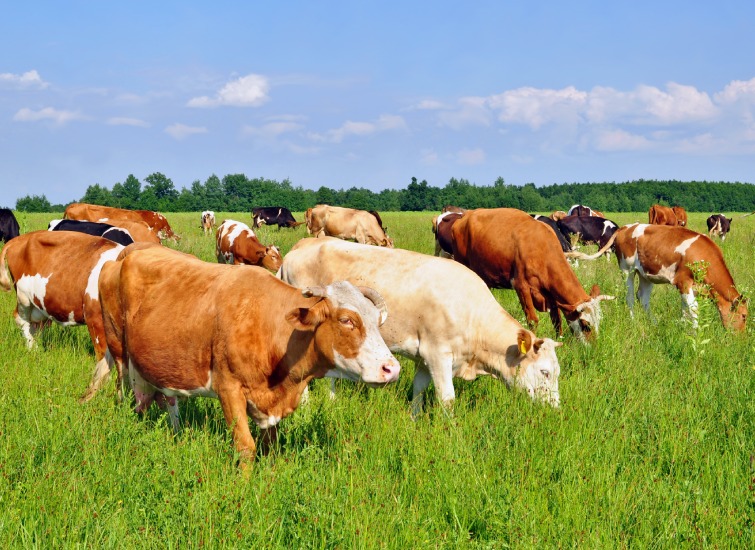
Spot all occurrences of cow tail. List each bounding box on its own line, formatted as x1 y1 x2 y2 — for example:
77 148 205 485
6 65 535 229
564 231 619 261
0 240 13 291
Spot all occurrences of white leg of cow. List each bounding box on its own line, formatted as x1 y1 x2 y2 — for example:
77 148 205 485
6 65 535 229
14 310 37 349
680 289 699 329
636 277 657 324
411 361 432 418
430 355 456 408
625 273 636 316
328 378 337 400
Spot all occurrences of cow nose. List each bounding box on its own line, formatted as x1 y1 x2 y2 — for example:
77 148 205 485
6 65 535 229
381 360 400 382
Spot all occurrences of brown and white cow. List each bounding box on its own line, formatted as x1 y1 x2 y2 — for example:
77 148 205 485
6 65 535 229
280 237 563 412
0 231 123 400
611 224 747 330
432 210 464 258
450 208 614 342
64 203 179 241
305 205 394 247
201 210 216 235
672 206 688 227
648 204 678 226
96 243 399 465
216 219 282 272
707 214 732 240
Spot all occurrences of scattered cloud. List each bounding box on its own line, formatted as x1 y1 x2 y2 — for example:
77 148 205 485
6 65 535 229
13 107 85 124
107 117 149 127
0 70 49 89
456 147 486 165
187 74 270 108
593 129 651 151
420 148 439 165
164 123 207 139
437 97 490 130
311 114 407 143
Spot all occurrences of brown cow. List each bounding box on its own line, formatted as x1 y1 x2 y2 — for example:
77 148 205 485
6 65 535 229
306 205 393 247
672 206 688 227
0 231 124 400
549 210 568 221
648 204 678 226
64 203 179 241
216 219 282 272
431 211 464 258
450 208 614 341
95 244 400 465
607 223 746 331
106 219 161 244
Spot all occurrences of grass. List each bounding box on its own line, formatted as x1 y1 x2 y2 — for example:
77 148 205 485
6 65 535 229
0 211 753 548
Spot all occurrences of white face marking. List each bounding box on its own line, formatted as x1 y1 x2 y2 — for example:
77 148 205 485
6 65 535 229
631 224 648 239
86 245 124 300
246 398 281 429
48 219 63 230
674 236 699 256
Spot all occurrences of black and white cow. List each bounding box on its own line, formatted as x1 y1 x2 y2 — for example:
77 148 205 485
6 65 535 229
557 215 618 257
0 208 20 243
48 219 135 247
706 214 732 241
251 207 304 229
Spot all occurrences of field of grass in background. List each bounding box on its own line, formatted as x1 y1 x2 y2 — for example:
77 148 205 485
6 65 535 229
1 211 753 547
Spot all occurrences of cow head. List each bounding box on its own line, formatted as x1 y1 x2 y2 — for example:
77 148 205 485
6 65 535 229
260 245 283 272
569 285 615 342
286 281 400 386
513 330 562 407
722 295 748 332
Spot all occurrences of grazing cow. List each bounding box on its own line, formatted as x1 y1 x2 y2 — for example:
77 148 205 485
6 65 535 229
306 205 394 247
48 219 135 247
280 237 563 412
95 243 400 465
0 208 20 242
432 211 464 258
201 210 216 235
556 215 618 256
672 206 688 227
64 203 179 241
450 208 614 341
567 204 603 217
216 219 282 272
604 224 747 331
531 214 571 253
252 207 304 229
0 231 123 400
707 214 732 240
648 204 678 226
549 210 568 221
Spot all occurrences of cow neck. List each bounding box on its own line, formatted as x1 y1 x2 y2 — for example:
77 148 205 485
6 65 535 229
468 306 522 381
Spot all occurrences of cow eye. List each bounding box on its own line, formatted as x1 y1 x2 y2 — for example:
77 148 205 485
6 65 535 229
339 317 355 328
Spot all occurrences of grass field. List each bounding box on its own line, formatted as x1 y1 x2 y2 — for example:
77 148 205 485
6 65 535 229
1 211 753 548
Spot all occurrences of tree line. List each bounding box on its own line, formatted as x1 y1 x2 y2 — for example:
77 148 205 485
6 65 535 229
12 172 755 213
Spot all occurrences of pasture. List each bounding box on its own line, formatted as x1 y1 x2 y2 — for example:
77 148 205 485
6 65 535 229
1 210 753 548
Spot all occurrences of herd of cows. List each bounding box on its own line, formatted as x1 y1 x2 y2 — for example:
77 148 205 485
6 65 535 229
0 201 747 467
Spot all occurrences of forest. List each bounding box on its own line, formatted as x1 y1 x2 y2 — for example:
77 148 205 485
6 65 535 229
12 172 755 213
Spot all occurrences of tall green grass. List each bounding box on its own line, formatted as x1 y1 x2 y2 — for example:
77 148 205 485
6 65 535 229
0 211 753 547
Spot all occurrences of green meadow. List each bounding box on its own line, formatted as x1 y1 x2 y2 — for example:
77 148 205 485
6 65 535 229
1 211 753 548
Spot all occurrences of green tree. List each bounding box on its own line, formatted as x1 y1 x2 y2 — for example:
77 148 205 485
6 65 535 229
16 194 52 212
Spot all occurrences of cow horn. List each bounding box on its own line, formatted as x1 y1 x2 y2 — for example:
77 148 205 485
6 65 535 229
302 286 326 298
358 286 389 325
595 295 616 302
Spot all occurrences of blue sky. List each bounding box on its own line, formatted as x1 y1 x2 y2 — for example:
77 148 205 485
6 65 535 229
2 1 755 207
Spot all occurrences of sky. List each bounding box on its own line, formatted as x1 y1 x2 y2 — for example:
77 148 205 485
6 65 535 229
2 1 755 207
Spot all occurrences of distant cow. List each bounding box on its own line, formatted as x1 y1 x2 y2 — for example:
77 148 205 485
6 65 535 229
432 211 464 258
648 204 678 226
48 219 135 247
0 208 20 242
280 237 563 411
216 219 282 272
549 210 568 221
672 206 688 227
64 203 179 241
531 214 571 253
252 207 303 229
0 231 124 400
567 204 603 217
603 224 747 331
450 208 614 341
556 215 618 256
201 211 216 235
95 243 399 465
707 214 732 240
306 205 394 247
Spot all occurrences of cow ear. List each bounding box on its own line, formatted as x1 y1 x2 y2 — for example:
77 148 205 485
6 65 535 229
517 329 533 356
285 303 327 331
589 284 601 298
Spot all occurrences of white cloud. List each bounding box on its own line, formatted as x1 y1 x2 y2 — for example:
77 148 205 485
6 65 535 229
419 148 439 165
0 70 49 89
187 74 270 108
488 86 587 129
13 107 84 124
414 99 446 110
243 121 303 138
312 114 407 143
164 123 207 140
715 77 755 103
437 96 490 130
107 117 149 127
456 148 486 165
593 129 651 151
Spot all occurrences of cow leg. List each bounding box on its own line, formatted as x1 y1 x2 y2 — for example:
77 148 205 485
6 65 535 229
14 308 38 349
636 276 656 324
625 272 636 315
677 282 699 329
513 282 540 330
128 361 157 414
155 394 181 432
217 386 256 465
411 361 432 418
426 351 456 407
259 425 279 455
